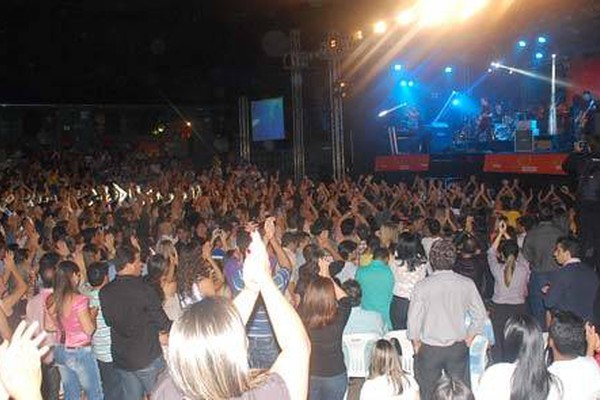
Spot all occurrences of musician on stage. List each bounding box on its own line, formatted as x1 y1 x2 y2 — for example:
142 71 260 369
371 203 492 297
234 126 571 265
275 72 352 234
573 90 597 139
477 98 493 144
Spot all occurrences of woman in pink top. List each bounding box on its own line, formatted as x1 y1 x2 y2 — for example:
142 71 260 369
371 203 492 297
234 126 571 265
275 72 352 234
46 261 103 400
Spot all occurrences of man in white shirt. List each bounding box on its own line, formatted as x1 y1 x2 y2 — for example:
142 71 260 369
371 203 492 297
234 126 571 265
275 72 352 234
548 311 600 400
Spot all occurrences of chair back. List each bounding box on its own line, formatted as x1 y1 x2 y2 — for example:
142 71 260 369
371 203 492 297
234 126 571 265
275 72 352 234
384 330 414 375
342 333 380 378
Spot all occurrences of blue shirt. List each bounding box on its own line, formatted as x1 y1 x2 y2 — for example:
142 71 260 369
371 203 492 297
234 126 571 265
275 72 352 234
226 258 290 337
356 260 395 330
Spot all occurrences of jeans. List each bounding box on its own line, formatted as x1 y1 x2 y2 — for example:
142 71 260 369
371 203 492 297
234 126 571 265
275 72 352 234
41 363 61 400
117 356 165 400
54 345 103 400
415 342 469 400
390 296 410 330
248 335 280 370
98 360 122 400
309 373 348 400
528 271 553 331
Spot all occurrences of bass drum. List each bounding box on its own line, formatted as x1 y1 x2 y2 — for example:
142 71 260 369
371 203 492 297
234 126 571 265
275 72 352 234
493 123 512 141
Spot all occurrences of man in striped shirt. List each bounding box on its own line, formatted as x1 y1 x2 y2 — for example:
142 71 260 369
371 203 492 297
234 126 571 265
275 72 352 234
83 262 122 400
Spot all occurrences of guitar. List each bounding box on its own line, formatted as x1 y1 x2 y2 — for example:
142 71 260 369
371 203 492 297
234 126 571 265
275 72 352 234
575 100 596 131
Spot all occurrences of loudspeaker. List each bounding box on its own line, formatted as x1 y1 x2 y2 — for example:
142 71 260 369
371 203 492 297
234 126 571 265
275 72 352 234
515 130 533 152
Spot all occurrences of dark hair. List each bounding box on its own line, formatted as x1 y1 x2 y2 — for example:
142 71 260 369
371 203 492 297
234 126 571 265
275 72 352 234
51 225 69 244
145 254 169 302
338 240 358 261
81 227 99 244
281 232 297 248
342 279 362 307
236 230 251 254
395 232 426 272
177 248 212 301
340 218 356 236
549 311 586 357
39 252 61 289
556 236 580 259
87 261 109 287
426 218 442 236
538 204 554 222
372 246 389 261
302 244 326 263
517 215 536 232
504 314 557 400
310 218 328 237
430 375 474 400
114 244 139 272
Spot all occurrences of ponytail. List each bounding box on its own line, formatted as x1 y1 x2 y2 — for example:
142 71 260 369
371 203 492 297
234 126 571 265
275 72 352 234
503 254 516 287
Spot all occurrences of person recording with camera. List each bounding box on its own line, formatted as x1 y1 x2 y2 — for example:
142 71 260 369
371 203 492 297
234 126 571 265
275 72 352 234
563 135 600 270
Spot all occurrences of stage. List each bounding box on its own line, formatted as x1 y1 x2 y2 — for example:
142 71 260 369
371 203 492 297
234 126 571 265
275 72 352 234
374 152 569 176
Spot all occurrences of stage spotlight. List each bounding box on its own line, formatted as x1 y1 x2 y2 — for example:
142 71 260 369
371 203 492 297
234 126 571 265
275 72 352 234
373 21 387 35
487 68 493 73
396 9 416 26
329 38 338 48
185 121 192 127
352 30 364 41
537 36 547 44
518 40 527 48
400 80 408 87
490 61 500 68
451 98 460 106
393 64 403 71
535 52 543 60
552 53 557 59
408 80 415 87
444 66 453 73
509 70 514 75
459 0 489 20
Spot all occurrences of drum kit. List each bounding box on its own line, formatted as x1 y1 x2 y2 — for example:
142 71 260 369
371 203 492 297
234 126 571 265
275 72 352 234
454 113 523 146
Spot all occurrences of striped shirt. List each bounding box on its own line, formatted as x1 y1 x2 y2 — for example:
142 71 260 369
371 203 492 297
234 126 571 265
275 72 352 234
226 257 290 337
86 287 113 363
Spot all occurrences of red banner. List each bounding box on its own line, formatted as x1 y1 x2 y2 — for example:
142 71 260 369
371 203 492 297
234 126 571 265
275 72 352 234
375 155 430 172
483 153 568 175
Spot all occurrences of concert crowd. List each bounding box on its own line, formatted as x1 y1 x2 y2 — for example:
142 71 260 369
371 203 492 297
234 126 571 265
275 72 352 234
0 144 600 400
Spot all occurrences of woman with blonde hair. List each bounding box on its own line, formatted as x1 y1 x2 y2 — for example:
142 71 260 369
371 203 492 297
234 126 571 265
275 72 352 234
487 220 530 362
152 229 310 400
360 339 418 400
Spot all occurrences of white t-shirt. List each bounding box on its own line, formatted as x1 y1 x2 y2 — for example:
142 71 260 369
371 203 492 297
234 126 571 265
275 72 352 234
360 374 419 400
548 356 600 400
476 362 561 400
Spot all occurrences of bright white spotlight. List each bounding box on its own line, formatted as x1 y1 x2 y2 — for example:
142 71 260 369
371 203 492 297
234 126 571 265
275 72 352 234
518 40 527 48
451 98 460 106
400 80 408 87
537 36 547 44
552 53 557 59
373 21 387 35
487 68 493 73
396 9 416 26
459 0 489 20
393 64 403 71
378 110 389 117
490 61 500 68
408 80 415 87
444 66 453 73
535 52 543 60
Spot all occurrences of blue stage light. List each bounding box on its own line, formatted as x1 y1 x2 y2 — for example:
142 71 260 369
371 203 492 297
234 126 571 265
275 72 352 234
393 64 403 71
537 36 547 44
444 66 453 73
408 80 415 87
400 80 408 87
535 52 543 60
451 98 460 106
518 40 527 48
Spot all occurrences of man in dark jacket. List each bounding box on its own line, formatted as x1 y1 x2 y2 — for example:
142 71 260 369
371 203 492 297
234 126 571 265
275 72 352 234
563 136 600 269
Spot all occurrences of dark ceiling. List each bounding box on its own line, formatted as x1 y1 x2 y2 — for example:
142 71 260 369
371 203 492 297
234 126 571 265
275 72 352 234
1 0 599 104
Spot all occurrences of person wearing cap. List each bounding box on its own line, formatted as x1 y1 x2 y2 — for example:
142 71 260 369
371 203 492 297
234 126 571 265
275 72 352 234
407 239 486 400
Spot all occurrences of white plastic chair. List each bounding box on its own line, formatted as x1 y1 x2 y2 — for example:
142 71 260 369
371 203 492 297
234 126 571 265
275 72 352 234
469 335 489 392
342 333 380 378
384 329 415 375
